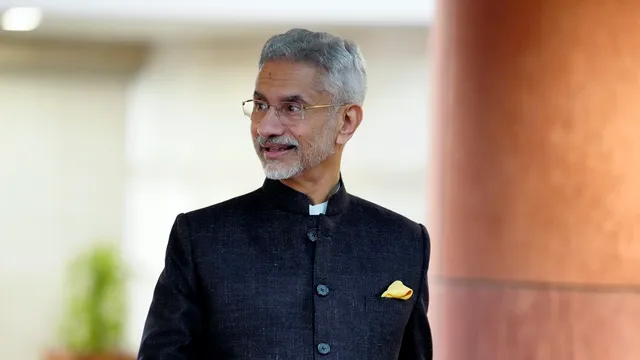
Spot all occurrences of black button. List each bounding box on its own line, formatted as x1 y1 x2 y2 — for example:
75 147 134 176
317 343 331 355
307 228 318 242
316 284 329 296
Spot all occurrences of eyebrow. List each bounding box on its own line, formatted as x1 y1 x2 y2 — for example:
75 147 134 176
253 91 310 104
281 95 308 104
253 91 267 100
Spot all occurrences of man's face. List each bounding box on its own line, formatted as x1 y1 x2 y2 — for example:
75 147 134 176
251 61 340 180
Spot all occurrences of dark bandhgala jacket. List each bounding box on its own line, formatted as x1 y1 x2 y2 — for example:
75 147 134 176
138 177 432 360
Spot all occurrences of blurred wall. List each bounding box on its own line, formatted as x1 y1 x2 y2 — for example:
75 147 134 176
0 26 431 359
0 63 135 358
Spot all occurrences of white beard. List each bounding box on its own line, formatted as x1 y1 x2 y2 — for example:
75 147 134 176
262 159 304 180
257 125 337 180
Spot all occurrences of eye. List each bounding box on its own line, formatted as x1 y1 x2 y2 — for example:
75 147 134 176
283 103 302 113
254 101 268 111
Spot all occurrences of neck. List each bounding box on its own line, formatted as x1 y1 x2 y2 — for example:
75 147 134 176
281 159 341 205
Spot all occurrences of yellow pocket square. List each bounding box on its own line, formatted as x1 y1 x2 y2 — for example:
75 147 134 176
381 280 413 300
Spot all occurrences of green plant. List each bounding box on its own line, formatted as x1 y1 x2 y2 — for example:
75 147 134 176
60 244 127 354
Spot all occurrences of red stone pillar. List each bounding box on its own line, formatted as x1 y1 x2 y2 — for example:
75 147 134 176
431 1 640 359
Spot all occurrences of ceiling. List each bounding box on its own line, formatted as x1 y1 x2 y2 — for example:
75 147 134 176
0 0 435 42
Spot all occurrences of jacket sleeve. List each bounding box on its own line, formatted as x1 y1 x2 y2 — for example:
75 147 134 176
138 213 204 360
398 224 433 360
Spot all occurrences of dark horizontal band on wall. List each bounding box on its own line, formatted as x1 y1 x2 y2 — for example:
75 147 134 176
0 36 149 74
434 275 640 294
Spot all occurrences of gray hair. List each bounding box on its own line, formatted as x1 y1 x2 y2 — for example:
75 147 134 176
258 28 367 106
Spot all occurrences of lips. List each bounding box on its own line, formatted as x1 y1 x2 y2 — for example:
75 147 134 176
263 144 296 152
262 143 297 159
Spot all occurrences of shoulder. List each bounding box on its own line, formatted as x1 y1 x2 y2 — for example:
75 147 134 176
349 195 431 254
180 188 264 229
347 194 431 277
350 195 426 237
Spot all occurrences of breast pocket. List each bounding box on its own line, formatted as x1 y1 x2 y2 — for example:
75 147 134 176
363 295 415 358
365 295 414 322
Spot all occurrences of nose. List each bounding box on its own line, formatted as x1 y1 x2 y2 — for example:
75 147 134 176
257 107 285 138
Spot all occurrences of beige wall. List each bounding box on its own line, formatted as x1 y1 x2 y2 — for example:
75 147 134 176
0 70 132 359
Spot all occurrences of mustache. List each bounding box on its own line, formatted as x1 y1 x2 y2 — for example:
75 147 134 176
256 135 299 147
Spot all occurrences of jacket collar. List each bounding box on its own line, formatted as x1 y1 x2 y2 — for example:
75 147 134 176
261 174 349 216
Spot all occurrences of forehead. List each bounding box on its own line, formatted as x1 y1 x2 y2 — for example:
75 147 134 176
255 61 325 101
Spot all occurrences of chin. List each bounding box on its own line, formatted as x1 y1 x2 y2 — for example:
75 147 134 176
263 162 303 180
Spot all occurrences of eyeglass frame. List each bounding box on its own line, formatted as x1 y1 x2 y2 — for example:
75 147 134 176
242 98 341 123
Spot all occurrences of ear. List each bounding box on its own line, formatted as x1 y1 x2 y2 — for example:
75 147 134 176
335 104 363 145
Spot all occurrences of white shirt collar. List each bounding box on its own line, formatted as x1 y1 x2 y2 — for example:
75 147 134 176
307 182 340 215
309 202 328 215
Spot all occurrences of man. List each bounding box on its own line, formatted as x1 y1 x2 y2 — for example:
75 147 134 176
138 28 432 360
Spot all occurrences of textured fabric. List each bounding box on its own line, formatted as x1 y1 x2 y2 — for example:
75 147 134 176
138 176 432 360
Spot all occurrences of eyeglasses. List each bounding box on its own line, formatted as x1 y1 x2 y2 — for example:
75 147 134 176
242 99 337 124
